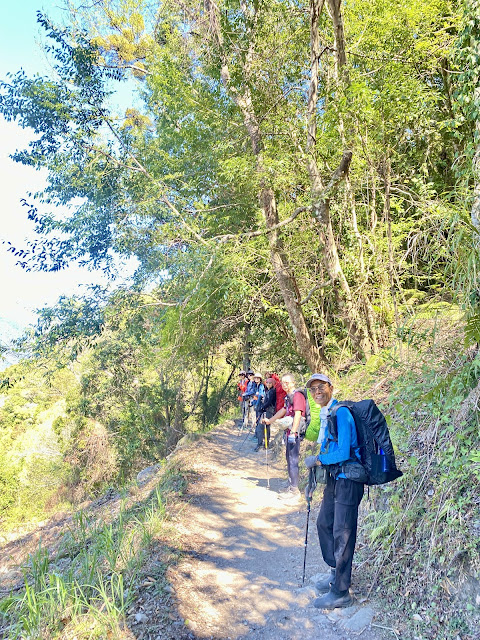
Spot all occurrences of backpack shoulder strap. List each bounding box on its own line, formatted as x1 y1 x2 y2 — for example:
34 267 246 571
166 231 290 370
328 400 354 441
295 388 311 425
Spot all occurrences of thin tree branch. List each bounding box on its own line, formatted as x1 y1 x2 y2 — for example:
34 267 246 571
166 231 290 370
298 279 332 305
213 206 311 242
99 63 152 76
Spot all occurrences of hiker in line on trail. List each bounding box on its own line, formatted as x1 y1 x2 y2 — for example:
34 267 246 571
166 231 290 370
237 371 248 422
262 373 307 501
265 371 287 413
242 371 257 428
242 371 256 401
254 376 276 451
304 374 364 610
252 373 265 436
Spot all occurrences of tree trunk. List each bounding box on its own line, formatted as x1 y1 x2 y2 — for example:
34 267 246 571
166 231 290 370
307 0 372 359
217 7 324 371
327 0 348 75
242 324 252 371
262 187 323 371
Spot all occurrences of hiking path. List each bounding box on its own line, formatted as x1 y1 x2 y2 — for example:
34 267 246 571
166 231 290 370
167 420 390 640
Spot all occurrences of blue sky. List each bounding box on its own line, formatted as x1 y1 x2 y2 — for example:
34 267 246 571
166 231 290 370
0 1 134 339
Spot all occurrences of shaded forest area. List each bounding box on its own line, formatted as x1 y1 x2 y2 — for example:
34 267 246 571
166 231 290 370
0 1 480 638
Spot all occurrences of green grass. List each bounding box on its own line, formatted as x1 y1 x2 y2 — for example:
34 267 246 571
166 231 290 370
0 460 191 639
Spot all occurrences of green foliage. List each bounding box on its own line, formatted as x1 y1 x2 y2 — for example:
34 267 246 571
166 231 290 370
0 465 186 640
0 0 470 367
2 7 480 638
0 282 240 524
352 321 480 639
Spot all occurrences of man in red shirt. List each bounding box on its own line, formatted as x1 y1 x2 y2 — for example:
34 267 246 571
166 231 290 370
262 372 305 500
237 371 248 422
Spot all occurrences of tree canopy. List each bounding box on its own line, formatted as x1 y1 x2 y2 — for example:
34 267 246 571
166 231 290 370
1 0 480 456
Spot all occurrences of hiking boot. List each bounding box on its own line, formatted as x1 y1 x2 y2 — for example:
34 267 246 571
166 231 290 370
254 444 262 452
313 588 353 609
315 568 336 594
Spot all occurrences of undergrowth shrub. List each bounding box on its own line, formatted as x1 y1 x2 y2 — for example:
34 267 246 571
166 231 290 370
353 319 480 639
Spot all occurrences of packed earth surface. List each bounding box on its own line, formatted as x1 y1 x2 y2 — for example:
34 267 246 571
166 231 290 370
165 420 389 640
0 420 394 639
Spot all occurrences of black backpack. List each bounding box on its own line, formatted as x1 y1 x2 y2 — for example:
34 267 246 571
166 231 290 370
328 400 403 486
284 389 311 436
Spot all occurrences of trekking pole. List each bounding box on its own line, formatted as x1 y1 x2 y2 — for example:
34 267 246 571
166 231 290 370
301 467 316 586
302 496 311 586
239 415 255 450
263 413 269 489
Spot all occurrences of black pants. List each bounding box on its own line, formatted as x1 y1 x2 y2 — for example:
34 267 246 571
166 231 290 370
316 474 364 593
285 435 301 488
255 418 270 446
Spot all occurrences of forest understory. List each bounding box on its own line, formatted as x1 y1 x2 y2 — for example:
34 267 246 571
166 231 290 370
0 311 479 640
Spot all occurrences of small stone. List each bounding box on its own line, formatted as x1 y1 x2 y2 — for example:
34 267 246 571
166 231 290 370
136 464 160 486
476 594 480 606
341 606 374 632
326 611 342 622
412 613 423 622
337 605 358 617
134 613 148 624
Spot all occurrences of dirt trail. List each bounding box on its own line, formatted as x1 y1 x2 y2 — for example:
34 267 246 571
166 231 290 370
169 421 387 640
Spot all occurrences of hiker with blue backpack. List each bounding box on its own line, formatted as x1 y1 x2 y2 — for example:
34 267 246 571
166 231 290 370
251 373 265 443
304 373 402 609
241 371 257 430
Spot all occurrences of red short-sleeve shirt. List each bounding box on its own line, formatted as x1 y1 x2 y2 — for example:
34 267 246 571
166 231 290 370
284 390 306 417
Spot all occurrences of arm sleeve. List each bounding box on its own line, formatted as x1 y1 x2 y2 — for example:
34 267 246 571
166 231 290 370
259 388 273 412
270 388 276 409
318 407 354 465
244 382 254 397
292 391 306 416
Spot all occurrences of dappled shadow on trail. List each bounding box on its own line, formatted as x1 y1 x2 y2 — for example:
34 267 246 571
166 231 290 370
0 420 384 640
167 420 333 640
